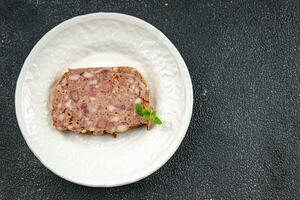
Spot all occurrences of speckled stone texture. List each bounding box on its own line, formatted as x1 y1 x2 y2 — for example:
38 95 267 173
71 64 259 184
1 0 300 199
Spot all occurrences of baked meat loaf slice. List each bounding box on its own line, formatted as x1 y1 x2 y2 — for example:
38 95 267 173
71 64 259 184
51 67 152 135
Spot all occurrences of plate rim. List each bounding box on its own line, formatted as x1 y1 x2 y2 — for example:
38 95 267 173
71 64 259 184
15 12 194 187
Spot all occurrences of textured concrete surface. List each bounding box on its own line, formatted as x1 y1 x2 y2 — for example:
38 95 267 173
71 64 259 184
1 0 300 199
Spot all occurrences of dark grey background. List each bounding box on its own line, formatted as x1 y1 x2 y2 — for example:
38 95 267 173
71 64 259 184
1 0 300 199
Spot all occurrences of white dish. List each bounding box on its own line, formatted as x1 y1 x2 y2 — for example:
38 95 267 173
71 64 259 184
15 13 193 187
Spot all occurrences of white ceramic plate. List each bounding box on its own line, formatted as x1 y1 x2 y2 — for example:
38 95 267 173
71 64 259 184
15 13 193 187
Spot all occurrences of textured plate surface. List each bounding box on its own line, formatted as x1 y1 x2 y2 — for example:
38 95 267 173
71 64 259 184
15 13 193 187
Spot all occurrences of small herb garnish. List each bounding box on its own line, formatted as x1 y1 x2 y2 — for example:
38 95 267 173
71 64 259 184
135 104 162 125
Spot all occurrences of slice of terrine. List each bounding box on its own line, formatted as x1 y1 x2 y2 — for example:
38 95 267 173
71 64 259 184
51 67 152 136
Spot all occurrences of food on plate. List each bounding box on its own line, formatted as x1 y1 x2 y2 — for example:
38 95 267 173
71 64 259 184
51 67 161 136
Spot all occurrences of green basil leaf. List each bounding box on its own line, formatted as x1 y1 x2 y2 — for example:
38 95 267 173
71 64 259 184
136 104 162 125
153 117 162 125
135 104 143 116
149 111 156 120
143 112 150 120
142 109 150 116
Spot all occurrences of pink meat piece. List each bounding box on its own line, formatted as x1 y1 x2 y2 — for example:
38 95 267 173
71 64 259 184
70 90 79 102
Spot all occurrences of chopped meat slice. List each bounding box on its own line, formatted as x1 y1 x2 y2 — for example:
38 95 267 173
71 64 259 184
51 67 152 135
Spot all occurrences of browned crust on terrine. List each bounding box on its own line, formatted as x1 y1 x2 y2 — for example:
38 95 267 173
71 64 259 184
51 66 152 135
